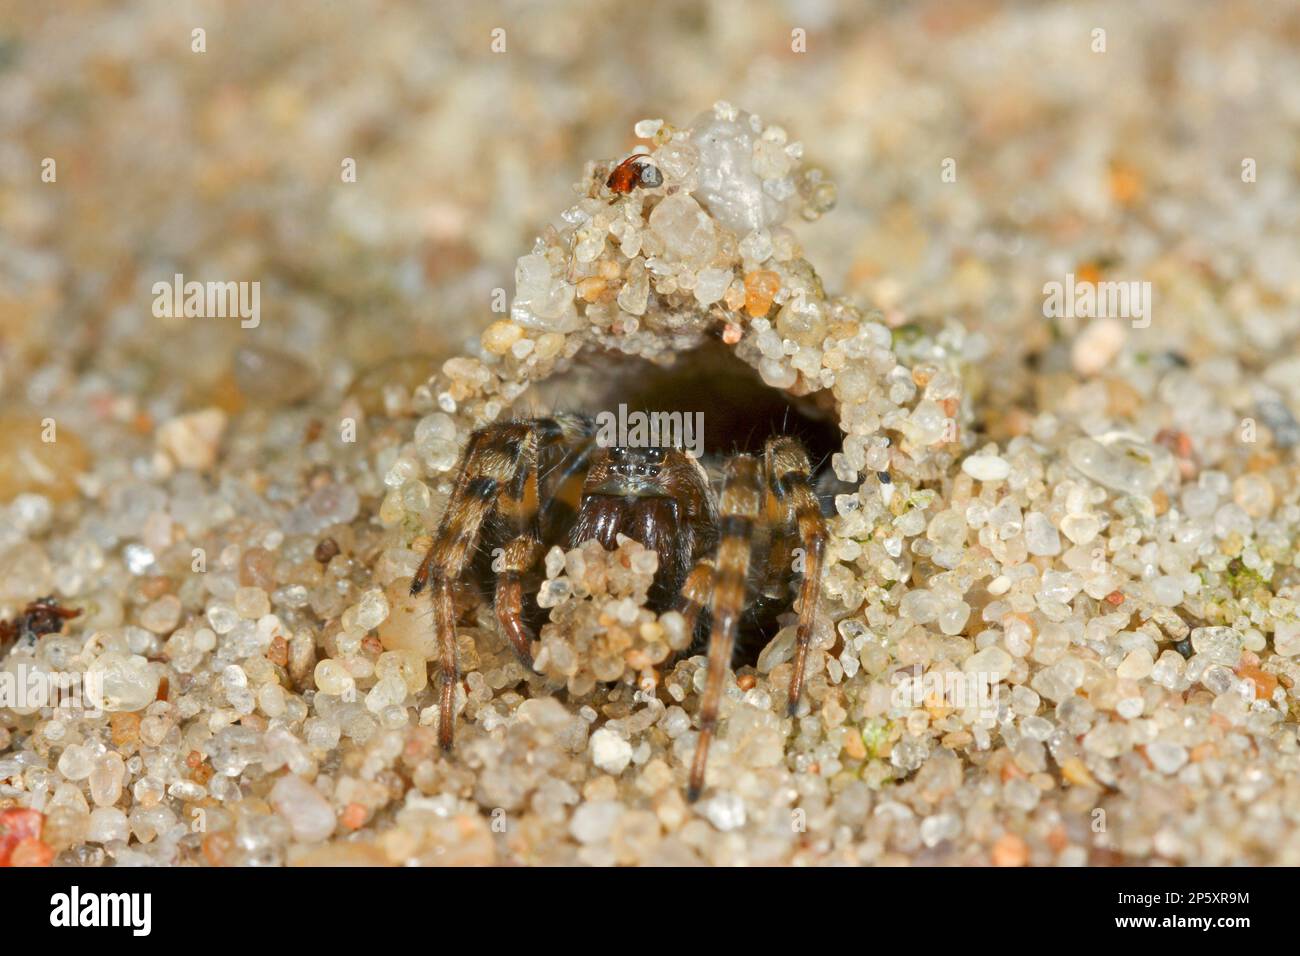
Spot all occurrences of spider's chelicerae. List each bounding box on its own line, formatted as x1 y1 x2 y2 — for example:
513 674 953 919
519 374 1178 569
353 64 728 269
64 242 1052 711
410 412 828 800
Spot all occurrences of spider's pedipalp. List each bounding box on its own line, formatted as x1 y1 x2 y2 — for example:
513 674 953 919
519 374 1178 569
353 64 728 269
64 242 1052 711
763 435 828 717
688 454 763 802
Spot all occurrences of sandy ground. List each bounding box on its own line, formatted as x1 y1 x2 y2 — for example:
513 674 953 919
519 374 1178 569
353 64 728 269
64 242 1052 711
3 0 1300 865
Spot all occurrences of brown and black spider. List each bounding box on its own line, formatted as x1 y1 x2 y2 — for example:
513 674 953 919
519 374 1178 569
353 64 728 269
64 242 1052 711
410 413 827 800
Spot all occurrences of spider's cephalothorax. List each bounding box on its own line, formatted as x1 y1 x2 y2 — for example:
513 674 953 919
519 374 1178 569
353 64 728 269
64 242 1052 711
410 413 828 800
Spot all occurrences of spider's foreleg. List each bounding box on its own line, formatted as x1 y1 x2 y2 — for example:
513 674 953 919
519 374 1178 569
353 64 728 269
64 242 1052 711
764 436 828 717
410 426 513 749
495 416 596 665
410 416 595 750
688 455 762 802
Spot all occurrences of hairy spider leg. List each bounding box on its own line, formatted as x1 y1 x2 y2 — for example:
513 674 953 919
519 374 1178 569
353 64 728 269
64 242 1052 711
410 414 593 750
688 454 763 801
764 436 829 717
759 437 832 712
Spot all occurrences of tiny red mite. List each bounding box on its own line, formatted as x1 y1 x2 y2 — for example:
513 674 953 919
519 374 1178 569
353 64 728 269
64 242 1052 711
606 154 663 194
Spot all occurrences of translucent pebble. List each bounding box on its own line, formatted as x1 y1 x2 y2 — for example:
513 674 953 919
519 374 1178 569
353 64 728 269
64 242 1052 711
1213 503 1252 538
304 717 341 751
222 664 248 690
304 482 360 528
88 752 125 807
647 193 716 264
1003 778 1040 811
926 509 967 549
899 589 940 624
690 109 788 233
1067 437 1170 497
1201 664 1235 695
313 659 355 697
613 598 639 625
890 736 930 772
139 716 169 747
1116 648 1154 680
133 776 165 807
694 267 732 306
376 650 428 694
414 413 459 472
206 602 240 634
1059 511 1100 546
57 744 95 781
234 586 270 619
87 652 160 712
961 454 1010 482
629 549 658 576
1023 512 1061 556
259 684 286 717
1149 576 1183 607
1021 716 1054 740
704 792 747 832
365 676 408 714
1147 742 1188 774
86 807 130 844
920 812 961 847
537 578 572 608
139 595 182 634
515 252 554 302
1181 484 1218 518
964 645 1013 682
570 800 622 844
937 602 970 636
348 588 390 632
589 728 633 774
122 543 155 574
659 707 691 738
757 626 797 673
1232 474 1275 518
1273 621 1300 657
738 228 774 264
1151 650 1185 688
270 774 336 843
633 118 662 138
1190 627 1242 666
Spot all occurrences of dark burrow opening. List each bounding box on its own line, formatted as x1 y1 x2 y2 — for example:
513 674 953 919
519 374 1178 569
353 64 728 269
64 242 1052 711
502 342 846 667
516 340 843 466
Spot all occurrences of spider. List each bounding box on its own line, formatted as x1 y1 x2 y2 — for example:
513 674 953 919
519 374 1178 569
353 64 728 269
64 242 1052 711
410 413 828 801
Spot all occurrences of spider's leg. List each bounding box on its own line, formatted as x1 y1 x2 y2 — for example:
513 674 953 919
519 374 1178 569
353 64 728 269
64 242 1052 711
410 426 507 750
492 429 544 666
764 436 828 717
410 416 590 750
494 417 595 665
674 557 716 641
688 454 762 802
